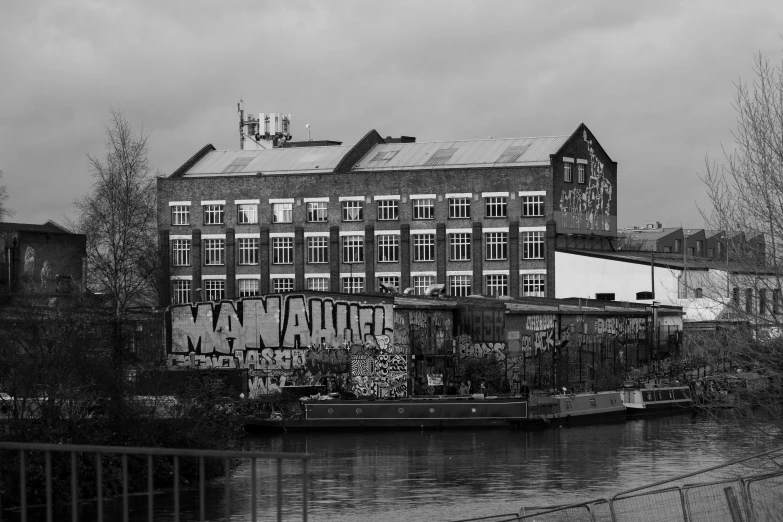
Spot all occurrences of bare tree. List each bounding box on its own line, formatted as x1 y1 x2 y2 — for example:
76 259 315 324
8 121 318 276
0 170 12 222
695 50 783 440
74 108 159 322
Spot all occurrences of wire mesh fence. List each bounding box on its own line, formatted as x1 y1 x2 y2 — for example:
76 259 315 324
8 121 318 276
456 447 783 522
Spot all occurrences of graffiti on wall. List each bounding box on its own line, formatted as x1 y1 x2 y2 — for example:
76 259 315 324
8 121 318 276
167 294 411 398
558 130 614 233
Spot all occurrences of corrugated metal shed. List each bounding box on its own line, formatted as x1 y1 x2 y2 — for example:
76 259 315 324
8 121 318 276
183 147 351 176
352 136 569 171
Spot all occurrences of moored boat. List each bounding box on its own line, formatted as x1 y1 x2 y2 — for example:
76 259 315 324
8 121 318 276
245 395 530 431
530 391 626 427
621 382 692 415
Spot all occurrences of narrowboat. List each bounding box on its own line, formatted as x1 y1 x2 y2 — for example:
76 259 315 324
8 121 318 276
621 382 692 415
530 391 626 426
244 395 529 431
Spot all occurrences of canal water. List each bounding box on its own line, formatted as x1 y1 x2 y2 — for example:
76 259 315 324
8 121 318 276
16 413 775 521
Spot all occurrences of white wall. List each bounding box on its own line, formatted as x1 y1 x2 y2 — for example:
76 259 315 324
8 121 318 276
555 251 682 304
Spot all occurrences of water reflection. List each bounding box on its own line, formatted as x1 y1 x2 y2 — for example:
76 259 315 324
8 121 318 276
18 414 769 521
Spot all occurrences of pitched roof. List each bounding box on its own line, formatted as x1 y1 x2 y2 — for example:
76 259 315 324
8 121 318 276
351 135 570 171
172 133 574 177
0 221 76 234
618 227 682 242
182 146 351 176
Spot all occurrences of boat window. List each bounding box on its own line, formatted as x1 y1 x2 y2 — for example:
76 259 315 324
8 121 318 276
668 391 674 399
610 396 616 405
589 398 597 409
565 401 572 410
644 392 654 402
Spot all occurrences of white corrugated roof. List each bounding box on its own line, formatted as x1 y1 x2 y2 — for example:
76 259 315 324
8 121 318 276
352 136 569 171
183 147 351 176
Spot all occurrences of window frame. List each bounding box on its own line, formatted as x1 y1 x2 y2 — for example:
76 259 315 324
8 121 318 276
484 274 508 297
171 238 191 267
449 233 472 261
522 274 546 297
577 163 586 183
342 235 364 264
377 199 399 221
307 277 330 291
412 198 435 220
448 197 471 219
522 231 544 260
564 163 573 183
172 280 191 304
237 237 259 265
171 205 190 226
485 232 508 261
237 204 258 224
413 275 435 295
272 236 294 265
449 275 471 297
376 234 400 263
273 277 295 293
521 195 544 217
272 202 293 224
203 204 224 225
484 196 507 218
412 233 435 262
203 279 225 301
342 200 363 222
342 277 364 294
307 202 328 223
306 236 329 264
203 238 225 266
238 279 260 297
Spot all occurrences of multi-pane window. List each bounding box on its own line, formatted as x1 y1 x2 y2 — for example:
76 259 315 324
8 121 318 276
307 202 328 222
577 164 586 183
564 163 573 182
204 279 225 301
413 234 435 262
307 237 329 263
522 196 544 217
413 199 434 220
449 275 471 297
272 237 293 264
273 278 295 293
377 200 399 220
485 197 507 218
203 239 225 265
203 204 224 225
378 276 400 289
449 233 471 261
238 279 259 297
342 235 364 263
377 234 399 262
237 204 258 224
172 280 190 304
449 197 471 219
171 205 190 225
522 231 544 259
307 277 329 291
237 238 258 265
485 232 508 260
172 239 190 266
413 275 435 295
342 277 364 294
342 200 363 221
272 203 293 223
522 274 546 297
485 274 508 297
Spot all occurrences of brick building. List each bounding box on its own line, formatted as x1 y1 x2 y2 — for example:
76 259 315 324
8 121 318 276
157 123 617 306
0 221 86 297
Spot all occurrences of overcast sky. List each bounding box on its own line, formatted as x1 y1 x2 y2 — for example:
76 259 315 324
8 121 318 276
1 0 782 229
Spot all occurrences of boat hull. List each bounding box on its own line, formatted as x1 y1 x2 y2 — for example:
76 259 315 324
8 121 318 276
245 397 529 431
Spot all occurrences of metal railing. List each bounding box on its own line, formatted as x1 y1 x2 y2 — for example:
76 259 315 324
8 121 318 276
0 441 310 522
452 447 783 522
